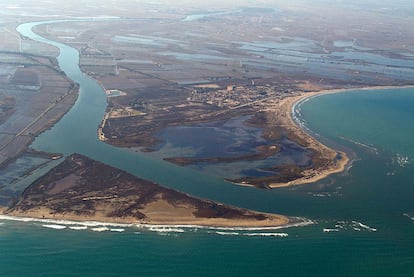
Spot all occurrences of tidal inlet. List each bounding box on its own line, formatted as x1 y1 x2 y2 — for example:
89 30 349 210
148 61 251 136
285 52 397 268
0 0 413 276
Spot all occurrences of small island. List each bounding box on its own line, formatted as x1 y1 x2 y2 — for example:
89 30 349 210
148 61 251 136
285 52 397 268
3 153 290 228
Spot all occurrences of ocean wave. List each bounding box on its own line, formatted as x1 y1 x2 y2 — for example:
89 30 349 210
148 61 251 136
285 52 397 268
42 224 66 230
0 215 313 234
215 231 288 237
244 232 288 237
323 220 377 233
148 226 185 233
136 218 313 232
340 137 379 154
403 213 414 221
69 226 88 230
215 231 240 236
352 221 377 232
323 228 339 232
392 153 411 168
91 227 109 232
292 99 328 143
311 193 332 197
344 158 358 174
0 215 133 228
110 228 125 232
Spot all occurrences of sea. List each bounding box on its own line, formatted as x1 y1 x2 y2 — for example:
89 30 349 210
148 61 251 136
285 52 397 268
0 22 413 276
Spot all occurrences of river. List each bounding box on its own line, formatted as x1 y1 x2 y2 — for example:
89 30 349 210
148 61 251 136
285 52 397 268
0 21 412 276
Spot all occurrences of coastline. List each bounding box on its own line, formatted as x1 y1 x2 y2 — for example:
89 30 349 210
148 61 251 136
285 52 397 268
3 208 291 229
267 85 414 188
1 153 294 229
0 211 310 231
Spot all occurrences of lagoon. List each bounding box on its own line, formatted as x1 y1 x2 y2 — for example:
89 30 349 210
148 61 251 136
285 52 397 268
0 21 413 276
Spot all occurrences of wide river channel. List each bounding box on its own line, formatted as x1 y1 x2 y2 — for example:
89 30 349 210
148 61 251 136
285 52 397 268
0 20 412 276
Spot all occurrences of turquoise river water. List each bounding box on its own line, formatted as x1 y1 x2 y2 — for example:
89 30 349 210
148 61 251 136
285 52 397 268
0 21 413 276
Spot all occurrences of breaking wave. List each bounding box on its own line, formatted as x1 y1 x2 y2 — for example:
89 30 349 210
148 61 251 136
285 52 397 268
148 226 185 233
403 213 414 221
215 231 240 236
244 233 288 237
69 226 88 230
110 228 125 232
322 220 377 233
91 227 109 232
323 228 339 233
215 231 288 237
0 215 313 236
340 137 379 154
42 224 66 230
392 153 411 168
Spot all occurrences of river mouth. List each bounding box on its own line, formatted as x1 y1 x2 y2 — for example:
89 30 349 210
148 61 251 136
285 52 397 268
10 20 302 206
1 5 414 276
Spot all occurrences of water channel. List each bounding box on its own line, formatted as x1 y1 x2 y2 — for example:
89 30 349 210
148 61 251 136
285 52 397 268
15 20 291 213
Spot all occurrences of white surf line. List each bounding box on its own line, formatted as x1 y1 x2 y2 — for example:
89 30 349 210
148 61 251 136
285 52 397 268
109 228 125 232
91 227 109 232
148 226 185 233
215 231 288 237
323 220 377 233
352 221 377 232
69 226 88 230
403 213 414 221
136 218 314 232
215 231 240 236
323 228 339 233
244 233 288 237
42 224 66 230
0 215 313 233
0 215 133 228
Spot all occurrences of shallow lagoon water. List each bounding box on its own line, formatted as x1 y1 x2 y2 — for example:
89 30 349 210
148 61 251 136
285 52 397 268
238 38 414 82
152 115 311 178
0 21 413 276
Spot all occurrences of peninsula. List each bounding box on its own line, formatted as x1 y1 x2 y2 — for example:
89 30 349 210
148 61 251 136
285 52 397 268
4 153 289 227
226 89 351 189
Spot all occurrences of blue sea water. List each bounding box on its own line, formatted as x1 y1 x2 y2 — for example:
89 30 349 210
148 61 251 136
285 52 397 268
0 21 413 276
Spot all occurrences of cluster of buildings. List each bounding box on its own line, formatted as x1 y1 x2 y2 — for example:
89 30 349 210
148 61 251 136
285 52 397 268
188 82 295 108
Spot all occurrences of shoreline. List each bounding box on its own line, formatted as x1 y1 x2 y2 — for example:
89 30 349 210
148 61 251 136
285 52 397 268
2 205 291 229
267 84 414 188
0 153 294 229
0 84 79 169
0 212 311 231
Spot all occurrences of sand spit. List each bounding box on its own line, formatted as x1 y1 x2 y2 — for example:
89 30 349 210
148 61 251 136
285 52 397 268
2 154 292 228
264 85 414 188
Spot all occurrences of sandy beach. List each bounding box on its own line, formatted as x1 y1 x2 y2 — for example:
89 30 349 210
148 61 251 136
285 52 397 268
4 205 291 228
2 153 292 228
267 85 414 188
